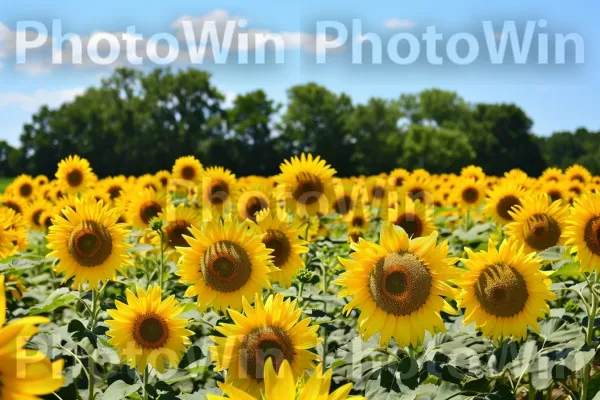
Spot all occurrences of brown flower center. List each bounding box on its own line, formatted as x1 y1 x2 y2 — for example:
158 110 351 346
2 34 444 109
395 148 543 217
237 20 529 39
475 264 528 317
181 166 196 180
209 180 230 205
67 169 83 187
139 201 162 225
369 252 432 315
19 183 33 198
201 241 252 292
263 229 291 268
240 326 295 381
496 195 521 221
584 216 600 256
334 195 353 215
462 187 479 204
394 212 423 238
133 314 169 349
245 196 268 222
166 220 192 248
408 187 426 202
524 213 561 251
108 185 122 199
293 172 324 206
68 220 112 267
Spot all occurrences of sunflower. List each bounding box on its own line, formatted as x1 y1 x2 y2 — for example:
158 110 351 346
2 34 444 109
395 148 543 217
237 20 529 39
402 175 433 205
25 198 53 230
177 217 274 312
541 181 568 204
172 155 203 183
106 285 193 373
454 178 485 210
102 176 129 201
55 155 97 193
155 170 171 188
35 174 49 187
564 194 600 272
208 359 364 400
332 179 359 216
566 180 586 201
202 167 237 215
540 167 563 183
0 193 27 215
46 197 132 290
365 176 389 209
461 165 485 182
456 239 555 340
0 208 20 259
236 184 273 223
209 294 321 396
386 196 434 239
388 168 410 189
126 188 167 229
336 223 459 347
0 275 65 399
10 174 36 201
505 193 569 254
565 164 592 185
484 181 527 225
504 169 529 184
255 209 308 287
151 204 203 252
276 154 336 217
344 205 371 232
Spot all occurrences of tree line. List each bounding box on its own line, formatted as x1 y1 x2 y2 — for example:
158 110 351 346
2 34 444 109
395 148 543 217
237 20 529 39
0 67 597 178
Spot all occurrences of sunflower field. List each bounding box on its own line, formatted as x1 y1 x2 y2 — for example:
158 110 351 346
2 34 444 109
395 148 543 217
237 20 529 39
2 154 600 400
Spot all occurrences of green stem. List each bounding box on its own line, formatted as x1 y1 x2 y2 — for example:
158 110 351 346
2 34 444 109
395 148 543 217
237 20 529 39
297 282 304 304
159 231 165 291
321 262 328 361
143 366 149 400
88 289 99 400
582 273 598 400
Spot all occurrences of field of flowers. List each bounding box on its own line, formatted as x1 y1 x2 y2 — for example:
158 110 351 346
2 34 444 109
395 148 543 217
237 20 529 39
1 154 600 400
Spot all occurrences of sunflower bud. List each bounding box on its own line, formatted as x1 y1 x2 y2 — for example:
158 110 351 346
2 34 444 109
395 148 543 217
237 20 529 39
296 268 313 284
150 217 163 231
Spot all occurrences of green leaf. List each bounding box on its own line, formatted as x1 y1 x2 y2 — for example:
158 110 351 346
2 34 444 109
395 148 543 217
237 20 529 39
28 288 80 315
508 340 537 379
102 380 142 399
539 317 584 343
538 246 567 261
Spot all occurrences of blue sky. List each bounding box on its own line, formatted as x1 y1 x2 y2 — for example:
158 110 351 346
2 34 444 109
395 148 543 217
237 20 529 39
0 0 598 146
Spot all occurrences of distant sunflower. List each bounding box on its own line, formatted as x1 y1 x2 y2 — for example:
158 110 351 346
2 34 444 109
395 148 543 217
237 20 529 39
47 198 132 289
277 154 336 217
332 179 359 216
387 197 434 239
255 209 308 287
402 175 433 205
344 205 371 232
541 181 568 204
236 185 272 223
34 174 49 187
540 167 563 183
209 294 320 396
177 217 274 311
106 285 193 373
457 239 555 340
208 359 365 400
0 208 20 259
565 164 592 185
461 165 485 182
55 194 79 219
151 204 202 252
126 188 167 229
102 176 128 201
25 198 53 230
566 180 586 201
10 174 36 201
336 223 459 347
388 168 410 189
565 194 600 272
504 169 529 184
454 178 485 210
0 194 27 215
39 208 57 231
155 170 171 188
485 181 527 225
202 167 237 215
365 176 389 209
172 155 203 183
55 155 97 193
505 193 569 254
0 275 65 399
137 174 161 192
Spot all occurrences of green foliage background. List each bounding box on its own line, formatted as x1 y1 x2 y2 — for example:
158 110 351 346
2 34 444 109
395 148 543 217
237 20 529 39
0 67 595 178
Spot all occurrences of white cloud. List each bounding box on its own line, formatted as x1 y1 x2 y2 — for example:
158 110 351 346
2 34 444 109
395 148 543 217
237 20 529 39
0 88 85 112
384 18 416 30
15 62 51 75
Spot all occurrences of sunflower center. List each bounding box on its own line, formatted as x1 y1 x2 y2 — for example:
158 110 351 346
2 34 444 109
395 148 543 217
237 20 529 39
43 215 53 229
241 326 295 381
372 186 385 199
32 209 43 226
524 213 561 251
108 185 122 199
68 220 112 267
496 195 521 221
584 216 600 256
475 264 529 317
408 187 425 202
570 186 582 195
159 177 168 187
201 241 252 292
139 201 162 225
245 196 267 221
572 174 584 183
133 314 169 349
369 252 432 316
19 183 33 197
462 187 479 204
395 177 404 187
263 229 291 267
352 216 365 228
394 213 423 238
293 173 324 206
548 190 562 202
166 220 191 248
334 195 353 215
67 169 83 187
209 180 229 205
181 166 196 180
3 201 21 214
